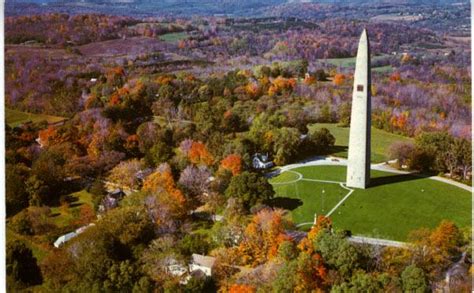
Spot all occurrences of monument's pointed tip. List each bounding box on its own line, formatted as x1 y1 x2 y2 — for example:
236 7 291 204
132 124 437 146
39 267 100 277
359 28 368 45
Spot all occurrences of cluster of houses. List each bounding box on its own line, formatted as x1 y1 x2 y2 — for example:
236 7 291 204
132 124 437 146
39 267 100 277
54 154 274 253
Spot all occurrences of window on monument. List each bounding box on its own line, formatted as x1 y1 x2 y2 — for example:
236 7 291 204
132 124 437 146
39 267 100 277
357 85 364 92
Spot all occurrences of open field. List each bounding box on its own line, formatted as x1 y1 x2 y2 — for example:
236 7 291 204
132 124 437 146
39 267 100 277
77 36 166 57
6 108 66 127
319 54 392 71
6 228 51 261
49 190 95 228
269 165 471 241
371 14 423 22
159 32 188 43
308 123 413 163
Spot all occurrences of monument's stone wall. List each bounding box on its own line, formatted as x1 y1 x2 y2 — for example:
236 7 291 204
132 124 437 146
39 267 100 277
346 29 371 189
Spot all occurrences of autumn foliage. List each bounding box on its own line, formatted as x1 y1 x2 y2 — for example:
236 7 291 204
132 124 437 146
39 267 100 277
220 154 243 176
229 284 256 293
238 209 292 266
143 167 186 217
333 73 345 86
390 72 401 82
268 76 296 96
38 126 57 147
188 141 214 166
298 215 332 254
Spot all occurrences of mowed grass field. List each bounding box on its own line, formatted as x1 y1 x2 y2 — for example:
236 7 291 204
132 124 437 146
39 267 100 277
6 108 66 127
308 123 413 163
270 165 471 241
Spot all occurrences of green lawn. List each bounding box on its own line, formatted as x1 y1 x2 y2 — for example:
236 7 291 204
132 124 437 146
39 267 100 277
308 123 413 163
49 190 95 228
159 32 188 43
6 108 66 127
270 165 471 241
320 55 392 72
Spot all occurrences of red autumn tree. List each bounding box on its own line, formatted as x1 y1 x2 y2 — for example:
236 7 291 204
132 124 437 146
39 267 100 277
390 72 401 82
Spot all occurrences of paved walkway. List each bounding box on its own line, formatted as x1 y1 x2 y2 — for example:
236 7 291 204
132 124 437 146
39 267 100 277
429 176 472 192
286 230 408 248
348 236 407 248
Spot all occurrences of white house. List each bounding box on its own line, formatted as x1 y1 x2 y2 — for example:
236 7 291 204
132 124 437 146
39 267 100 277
252 153 274 169
54 232 78 248
189 254 216 277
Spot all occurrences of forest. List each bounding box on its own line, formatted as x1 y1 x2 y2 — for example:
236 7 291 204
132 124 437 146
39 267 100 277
5 11 472 292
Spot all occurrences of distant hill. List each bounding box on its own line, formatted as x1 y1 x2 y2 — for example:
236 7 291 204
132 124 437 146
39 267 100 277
6 0 469 17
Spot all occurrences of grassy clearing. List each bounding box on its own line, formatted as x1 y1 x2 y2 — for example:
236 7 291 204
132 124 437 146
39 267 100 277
308 123 413 163
6 108 66 127
159 32 188 43
270 165 471 241
49 190 95 228
320 55 390 67
6 228 51 261
373 65 393 73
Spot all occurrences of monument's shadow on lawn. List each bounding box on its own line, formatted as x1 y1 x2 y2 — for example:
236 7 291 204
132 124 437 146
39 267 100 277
267 197 303 211
369 173 428 188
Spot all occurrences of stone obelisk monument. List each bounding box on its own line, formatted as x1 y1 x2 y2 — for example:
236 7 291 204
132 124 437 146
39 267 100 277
346 29 371 189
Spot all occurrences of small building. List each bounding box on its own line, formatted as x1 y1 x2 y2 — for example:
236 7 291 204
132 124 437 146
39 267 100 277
99 189 125 213
53 223 95 248
252 153 274 169
54 232 77 248
135 168 154 184
189 254 216 277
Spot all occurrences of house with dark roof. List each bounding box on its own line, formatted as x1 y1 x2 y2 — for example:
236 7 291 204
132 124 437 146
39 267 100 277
252 153 274 169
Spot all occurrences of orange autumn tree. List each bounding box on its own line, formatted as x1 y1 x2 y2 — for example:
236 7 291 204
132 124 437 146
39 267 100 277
333 73 345 86
268 76 296 96
298 215 332 254
229 284 256 293
238 209 292 266
390 111 409 130
142 167 187 218
188 141 214 166
220 154 243 176
38 126 57 147
292 215 331 291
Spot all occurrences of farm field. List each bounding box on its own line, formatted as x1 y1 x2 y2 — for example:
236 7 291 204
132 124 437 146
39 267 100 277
269 165 471 241
308 123 413 163
6 108 66 127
